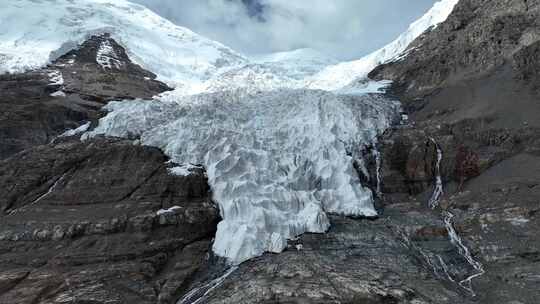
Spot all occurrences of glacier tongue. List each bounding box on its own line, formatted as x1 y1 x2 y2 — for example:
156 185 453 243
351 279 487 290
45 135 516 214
88 89 400 263
81 0 457 264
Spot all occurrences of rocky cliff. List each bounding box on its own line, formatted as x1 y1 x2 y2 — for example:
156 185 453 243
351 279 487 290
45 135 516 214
0 34 170 159
0 35 218 304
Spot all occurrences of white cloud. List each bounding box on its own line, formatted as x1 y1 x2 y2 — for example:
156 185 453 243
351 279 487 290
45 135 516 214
132 0 436 60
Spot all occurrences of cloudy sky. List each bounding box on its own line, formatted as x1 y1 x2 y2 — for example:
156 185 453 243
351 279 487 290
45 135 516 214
133 0 437 60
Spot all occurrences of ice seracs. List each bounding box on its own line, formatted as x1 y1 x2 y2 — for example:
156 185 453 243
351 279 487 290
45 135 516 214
87 89 400 263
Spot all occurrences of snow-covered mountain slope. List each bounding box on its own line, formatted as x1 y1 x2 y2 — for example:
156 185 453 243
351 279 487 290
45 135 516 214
251 48 338 80
306 0 460 91
0 0 246 91
0 0 458 264
207 0 458 95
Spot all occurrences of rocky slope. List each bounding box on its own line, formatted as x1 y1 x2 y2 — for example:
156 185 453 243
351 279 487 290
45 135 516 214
0 34 169 159
366 0 540 303
0 36 218 304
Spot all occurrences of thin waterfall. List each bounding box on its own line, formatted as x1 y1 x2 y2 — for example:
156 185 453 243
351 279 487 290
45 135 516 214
426 138 485 296
372 147 382 197
428 138 443 209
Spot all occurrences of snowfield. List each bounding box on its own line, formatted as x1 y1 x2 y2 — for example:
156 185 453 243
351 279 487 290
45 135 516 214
0 0 459 264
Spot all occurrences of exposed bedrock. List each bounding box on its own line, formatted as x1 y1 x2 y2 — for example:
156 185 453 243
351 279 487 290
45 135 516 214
0 33 170 159
0 35 216 304
370 0 540 105
363 0 540 303
0 138 218 304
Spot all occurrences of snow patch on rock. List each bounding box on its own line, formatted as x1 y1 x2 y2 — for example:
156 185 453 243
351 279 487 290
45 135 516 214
168 164 202 177
47 70 64 86
50 91 67 97
96 39 123 69
157 206 182 216
60 122 92 138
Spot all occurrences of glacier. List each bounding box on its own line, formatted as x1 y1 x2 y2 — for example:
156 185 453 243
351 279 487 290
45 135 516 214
87 90 400 262
0 0 459 264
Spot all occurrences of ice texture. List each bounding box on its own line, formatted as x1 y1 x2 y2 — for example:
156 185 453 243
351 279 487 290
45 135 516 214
168 164 202 177
87 90 400 263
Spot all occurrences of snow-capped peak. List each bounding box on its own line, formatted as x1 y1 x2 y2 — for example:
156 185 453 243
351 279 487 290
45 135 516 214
0 0 246 91
306 0 459 91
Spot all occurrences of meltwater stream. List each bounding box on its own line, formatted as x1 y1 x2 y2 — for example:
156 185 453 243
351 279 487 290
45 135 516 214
443 212 486 296
428 138 444 209
427 138 485 296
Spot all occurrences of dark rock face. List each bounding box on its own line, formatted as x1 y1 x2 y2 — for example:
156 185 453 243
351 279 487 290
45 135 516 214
370 0 540 102
360 0 540 303
0 34 170 159
0 138 218 304
201 210 476 304
0 35 216 304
